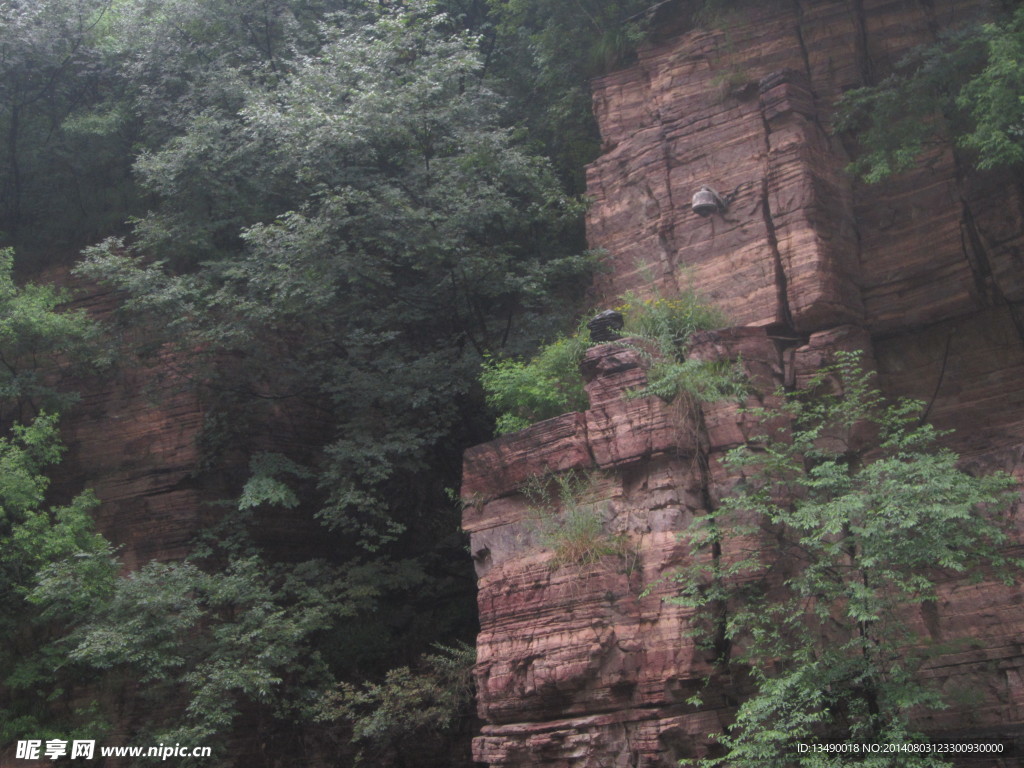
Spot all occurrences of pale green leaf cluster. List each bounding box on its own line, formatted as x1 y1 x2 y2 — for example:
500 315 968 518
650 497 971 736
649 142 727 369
955 8 1024 169
481 288 732 434
0 251 111 741
667 351 1020 766
0 248 99 416
318 642 475 765
0 419 115 743
480 331 593 435
836 6 1024 181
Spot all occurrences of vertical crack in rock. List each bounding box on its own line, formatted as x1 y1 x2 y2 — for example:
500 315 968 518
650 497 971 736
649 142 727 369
757 78 796 333
959 197 1024 350
792 0 814 87
918 328 957 425
581 413 599 472
760 173 796 331
958 198 996 306
693 402 731 667
792 0 831 148
952 148 1024 350
851 0 874 85
660 126 679 280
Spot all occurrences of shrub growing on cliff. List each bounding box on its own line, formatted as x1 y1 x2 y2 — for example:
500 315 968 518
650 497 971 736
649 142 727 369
667 351 1020 766
615 291 743 404
482 289 730 434
524 470 629 570
480 332 593 435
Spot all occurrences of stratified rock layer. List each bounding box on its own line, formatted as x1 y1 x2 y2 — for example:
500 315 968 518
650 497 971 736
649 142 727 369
466 337 781 767
585 0 1024 450
465 0 1024 765
51 277 209 571
53 275 334 570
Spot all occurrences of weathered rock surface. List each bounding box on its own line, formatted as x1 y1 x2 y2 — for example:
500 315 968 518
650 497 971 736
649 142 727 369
466 0 1024 765
50 273 333 569
466 336 791 766
47 275 209 571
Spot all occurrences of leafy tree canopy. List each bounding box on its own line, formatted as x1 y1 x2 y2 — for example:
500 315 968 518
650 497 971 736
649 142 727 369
0 0 606 756
0 252 113 743
667 352 1020 766
80 0 590 547
0 0 137 253
837 5 1024 181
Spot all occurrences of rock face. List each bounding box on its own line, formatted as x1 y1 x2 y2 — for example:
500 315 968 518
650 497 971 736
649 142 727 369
464 0 1024 765
465 334 788 767
52 274 332 570
47 275 210 572
584 0 1024 454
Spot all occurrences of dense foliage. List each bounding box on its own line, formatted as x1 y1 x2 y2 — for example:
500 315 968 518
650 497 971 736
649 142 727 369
0 253 114 745
4 0 1020 765
1 0 628 763
481 331 593 434
667 353 1020 766
482 0 652 191
481 289 734 434
837 5 1024 181
79 3 590 547
318 642 476 765
0 0 136 252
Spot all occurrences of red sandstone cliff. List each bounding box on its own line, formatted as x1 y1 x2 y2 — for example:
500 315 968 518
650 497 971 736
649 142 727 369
463 1 1024 765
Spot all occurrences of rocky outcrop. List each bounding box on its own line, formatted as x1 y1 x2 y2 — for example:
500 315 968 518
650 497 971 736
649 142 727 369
465 333 782 766
465 0 1024 764
51 273 332 570
584 0 1024 453
46 275 209 571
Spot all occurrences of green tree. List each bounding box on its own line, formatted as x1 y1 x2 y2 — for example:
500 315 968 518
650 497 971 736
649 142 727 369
104 0 356 139
72 2 587 758
0 252 113 743
45 547 363 762
482 0 652 192
0 0 139 254
91 0 348 266
80 0 589 546
836 6 1024 181
0 248 100 423
0 414 116 744
318 642 476 766
29 485 475 764
667 352 1020 766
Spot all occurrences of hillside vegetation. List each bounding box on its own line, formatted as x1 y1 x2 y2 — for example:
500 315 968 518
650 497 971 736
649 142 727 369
1 1 1023 765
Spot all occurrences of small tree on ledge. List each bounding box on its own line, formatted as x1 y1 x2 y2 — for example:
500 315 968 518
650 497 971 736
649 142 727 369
667 351 1021 767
